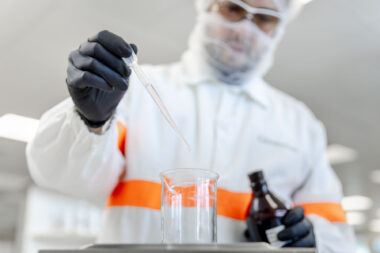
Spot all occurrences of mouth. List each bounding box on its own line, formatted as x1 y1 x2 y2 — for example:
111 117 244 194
226 41 248 53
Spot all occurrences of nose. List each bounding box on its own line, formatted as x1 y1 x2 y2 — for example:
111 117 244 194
231 19 253 40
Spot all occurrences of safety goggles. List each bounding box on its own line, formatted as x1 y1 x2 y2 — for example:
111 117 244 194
210 0 283 33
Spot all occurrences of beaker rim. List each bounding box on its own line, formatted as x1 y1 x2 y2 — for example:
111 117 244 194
160 168 219 181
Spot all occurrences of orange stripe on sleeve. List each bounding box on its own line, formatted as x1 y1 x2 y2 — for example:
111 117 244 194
298 202 347 223
107 180 161 210
116 121 127 156
217 189 252 221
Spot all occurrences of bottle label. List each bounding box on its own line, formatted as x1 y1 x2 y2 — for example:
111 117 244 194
265 225 287 248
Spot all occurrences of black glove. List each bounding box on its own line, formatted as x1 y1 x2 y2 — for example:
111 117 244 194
278 206 316 247
66 30 138 128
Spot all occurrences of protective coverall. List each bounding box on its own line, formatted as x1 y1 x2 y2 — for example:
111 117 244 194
26 0 355 252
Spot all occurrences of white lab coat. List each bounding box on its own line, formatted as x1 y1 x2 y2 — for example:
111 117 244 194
26 52 355 252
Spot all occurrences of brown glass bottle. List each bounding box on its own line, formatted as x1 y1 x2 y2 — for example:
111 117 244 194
246 170 288 244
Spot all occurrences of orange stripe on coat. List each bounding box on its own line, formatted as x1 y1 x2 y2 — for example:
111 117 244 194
107 181 347 223
107 180 253 220
298 202 347 223
116 121 127 156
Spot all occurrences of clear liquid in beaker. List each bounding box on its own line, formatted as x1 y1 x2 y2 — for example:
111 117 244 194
160 169 219 243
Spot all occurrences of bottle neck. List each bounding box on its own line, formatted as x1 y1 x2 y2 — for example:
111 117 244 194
252 182 269 196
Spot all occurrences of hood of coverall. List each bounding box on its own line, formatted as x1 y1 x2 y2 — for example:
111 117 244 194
181 0 312 85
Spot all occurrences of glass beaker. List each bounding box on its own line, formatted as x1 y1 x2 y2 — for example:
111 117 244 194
160 168 219 244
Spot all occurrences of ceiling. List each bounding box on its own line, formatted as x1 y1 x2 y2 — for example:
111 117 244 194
0 0 379 242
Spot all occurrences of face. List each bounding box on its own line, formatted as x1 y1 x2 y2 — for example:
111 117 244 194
204 0 284 72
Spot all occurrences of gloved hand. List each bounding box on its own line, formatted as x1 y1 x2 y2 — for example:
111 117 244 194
278 206 316 247
66 30 138 128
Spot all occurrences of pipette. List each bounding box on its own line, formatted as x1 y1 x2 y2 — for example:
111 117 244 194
123 51 191 151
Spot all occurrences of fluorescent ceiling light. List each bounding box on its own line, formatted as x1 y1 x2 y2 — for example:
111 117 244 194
373 240 380 253
370 170 380 184
326 144 358 165
369 219 380 233
356 244 371 253
346 212 366 226
342 195 373 211
0 113 39 143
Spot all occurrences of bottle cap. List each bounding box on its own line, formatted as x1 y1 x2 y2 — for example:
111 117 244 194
248 170 265 184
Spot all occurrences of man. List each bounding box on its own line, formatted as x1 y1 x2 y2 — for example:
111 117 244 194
26 0 355 251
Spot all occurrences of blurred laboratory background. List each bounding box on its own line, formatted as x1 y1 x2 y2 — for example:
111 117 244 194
0 0 379 252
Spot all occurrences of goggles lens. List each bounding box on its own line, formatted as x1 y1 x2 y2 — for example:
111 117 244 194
215 0 281 33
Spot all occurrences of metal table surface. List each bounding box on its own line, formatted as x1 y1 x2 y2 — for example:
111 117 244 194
40 243 315 253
